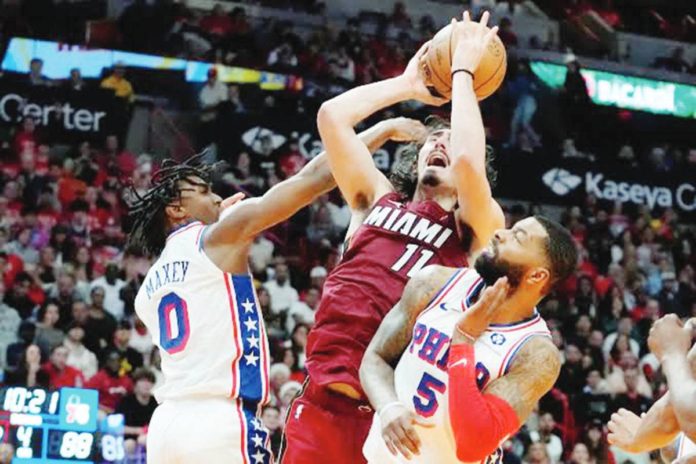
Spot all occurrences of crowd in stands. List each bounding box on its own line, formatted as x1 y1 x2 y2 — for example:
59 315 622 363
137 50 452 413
0 0 695 463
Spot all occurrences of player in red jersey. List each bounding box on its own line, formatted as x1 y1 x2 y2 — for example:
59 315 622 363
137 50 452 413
280 12 503 464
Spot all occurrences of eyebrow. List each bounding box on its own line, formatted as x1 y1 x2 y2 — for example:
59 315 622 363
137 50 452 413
512 227 529 241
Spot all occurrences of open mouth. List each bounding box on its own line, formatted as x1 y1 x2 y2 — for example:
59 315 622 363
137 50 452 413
426 151 449 168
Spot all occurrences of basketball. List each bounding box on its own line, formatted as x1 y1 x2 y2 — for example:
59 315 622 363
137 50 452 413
424 22 507 100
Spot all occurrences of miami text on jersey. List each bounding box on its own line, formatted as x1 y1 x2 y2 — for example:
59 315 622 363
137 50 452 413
364 205 454 248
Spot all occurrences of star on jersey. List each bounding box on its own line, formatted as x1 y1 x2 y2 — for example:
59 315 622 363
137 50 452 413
242 298 255 313
251 418 263 430
252 450 265 464
244 317 258 332
251 434 264 448
247 334 260 349
244 352 259 366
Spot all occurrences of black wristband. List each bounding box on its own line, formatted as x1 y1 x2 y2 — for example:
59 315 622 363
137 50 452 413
451 68 475 80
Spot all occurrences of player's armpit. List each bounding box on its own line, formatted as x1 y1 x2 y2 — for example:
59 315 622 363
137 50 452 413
361 265 457 409
483 336 561 422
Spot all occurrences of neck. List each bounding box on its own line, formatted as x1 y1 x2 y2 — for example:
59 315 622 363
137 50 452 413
135 392 148 403
488 289 540 326
413 186 456 211
168 218 197 235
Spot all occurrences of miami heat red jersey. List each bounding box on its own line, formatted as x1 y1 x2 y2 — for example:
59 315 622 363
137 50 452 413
306 192 470 398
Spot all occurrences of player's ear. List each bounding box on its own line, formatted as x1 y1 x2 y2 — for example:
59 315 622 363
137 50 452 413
527 267 550 287
165 204 187 220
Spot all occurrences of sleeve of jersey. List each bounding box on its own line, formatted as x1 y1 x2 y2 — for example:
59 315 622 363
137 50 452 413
447 344 520 462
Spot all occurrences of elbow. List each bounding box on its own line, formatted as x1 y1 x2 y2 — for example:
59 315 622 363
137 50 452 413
317 101 340 134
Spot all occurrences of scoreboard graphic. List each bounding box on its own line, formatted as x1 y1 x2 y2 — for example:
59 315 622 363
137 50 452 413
0 387 125 463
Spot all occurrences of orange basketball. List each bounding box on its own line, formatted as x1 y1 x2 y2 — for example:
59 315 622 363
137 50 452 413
424 22 507 101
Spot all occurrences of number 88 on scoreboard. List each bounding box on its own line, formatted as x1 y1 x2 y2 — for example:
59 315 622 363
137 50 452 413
0 386 125 463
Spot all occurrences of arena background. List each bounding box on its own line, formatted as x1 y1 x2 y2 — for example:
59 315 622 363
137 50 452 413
0 0 694 462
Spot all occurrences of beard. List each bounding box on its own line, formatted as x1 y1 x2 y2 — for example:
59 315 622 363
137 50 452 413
474 249 526 290
421 170 441 187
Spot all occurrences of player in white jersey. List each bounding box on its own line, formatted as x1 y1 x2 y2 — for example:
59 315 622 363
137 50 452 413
360 215 578 463
128 119 424 464
608 315 696 464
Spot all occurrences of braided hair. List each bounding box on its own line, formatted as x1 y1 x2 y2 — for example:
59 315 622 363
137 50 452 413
127 152 223 257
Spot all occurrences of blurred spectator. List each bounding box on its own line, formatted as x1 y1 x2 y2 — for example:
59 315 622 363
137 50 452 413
199 68 228 147
278 380 302 420
7 227 39 265
605 351 652 397
561 57 591 139
250 234 275 276
35 301 65 356
4 344 48 387
0 282 21 369
13 118 39 159
86 349 134 413
42 344 84 388
5 322 37 370
83 290 117 354
261 405 282 457
602 317 640 360
390 2 412 29
28 58 51 86
498 17 519 47
327 47 355 83
556 344 586 397
574 369 612 426
287 287 319 333
91 263 126 320
264 262 299 319
217 85 246 118
115 368 157 443
611 367 652 415
128 317 153 360
112 320 144 376
199 4 233 38
64 322 98 380
568 443 591 464
528 412 563 464
524 442 551 464
506 60 541 150
100 62 135 103
267 43 299 70
653 47 692 73
309 266 328 290
65 68 86 92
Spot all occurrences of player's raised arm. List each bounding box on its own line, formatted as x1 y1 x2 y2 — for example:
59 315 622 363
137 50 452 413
445 278 560 462
647 315 696 442
360 265 456 459
449 12 505 251
317 42 446 213
204 121 413 249
608 395 680 453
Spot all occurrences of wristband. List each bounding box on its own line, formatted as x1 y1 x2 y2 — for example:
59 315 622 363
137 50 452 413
451 69 475 80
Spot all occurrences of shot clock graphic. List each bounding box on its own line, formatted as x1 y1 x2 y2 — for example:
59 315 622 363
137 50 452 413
0 386 124 463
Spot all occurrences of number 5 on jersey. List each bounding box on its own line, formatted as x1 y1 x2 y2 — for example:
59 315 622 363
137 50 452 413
391 244 435 277
158 292 190 354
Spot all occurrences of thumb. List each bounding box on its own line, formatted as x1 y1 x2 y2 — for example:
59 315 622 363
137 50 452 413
221 192 246 209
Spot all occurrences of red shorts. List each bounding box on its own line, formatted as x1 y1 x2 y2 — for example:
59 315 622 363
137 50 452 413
279 379 374 464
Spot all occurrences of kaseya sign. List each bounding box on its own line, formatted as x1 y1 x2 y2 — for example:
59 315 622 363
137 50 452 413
0 81 122 141
495 159 695 221
542 168 695 212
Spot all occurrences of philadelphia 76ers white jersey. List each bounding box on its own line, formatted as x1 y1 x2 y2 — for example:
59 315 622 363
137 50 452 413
676 433 696 462
363 268 551 464
135 221 270 404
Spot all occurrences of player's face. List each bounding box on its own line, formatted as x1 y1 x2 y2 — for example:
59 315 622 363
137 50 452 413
177 176 223 224
474 217 551 291
416 129 457 194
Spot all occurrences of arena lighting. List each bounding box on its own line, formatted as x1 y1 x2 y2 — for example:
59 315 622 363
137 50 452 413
530 61 696 119
0 37 300 90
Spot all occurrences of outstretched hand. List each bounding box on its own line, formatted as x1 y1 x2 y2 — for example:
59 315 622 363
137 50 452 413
451 11 500 74
401 41 450 107
221 192 246 210
452 277 509 344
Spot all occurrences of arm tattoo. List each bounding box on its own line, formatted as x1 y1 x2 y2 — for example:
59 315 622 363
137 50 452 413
373 265 458 363
483 337 561 421
360 265 458 409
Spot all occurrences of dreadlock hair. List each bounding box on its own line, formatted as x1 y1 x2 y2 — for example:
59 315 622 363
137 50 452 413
127 152 223 257
388 116 498 199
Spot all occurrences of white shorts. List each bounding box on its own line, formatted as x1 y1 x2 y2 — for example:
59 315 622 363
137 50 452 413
147 397 272 464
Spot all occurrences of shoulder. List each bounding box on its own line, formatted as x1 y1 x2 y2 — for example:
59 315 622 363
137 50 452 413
403 265 461 308
509 336 561 379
